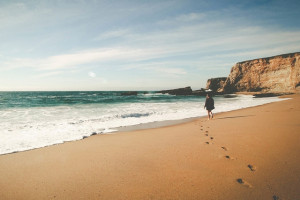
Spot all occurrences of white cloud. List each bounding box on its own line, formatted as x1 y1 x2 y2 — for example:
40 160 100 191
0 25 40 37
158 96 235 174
1 10 300 84
150 67 187 77
0 46 188 72
94 29 131 40
88 71 96 78
2 24 300 73
1 48 127 70
176 12 205 22
123 61 187 77
158 12 205 26
35 71 63 78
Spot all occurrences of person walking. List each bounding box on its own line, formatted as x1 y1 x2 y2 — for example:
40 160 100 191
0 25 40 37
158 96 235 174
204 93 215 120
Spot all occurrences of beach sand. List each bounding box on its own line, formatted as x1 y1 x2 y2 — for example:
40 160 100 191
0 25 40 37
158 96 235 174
0 95 299 200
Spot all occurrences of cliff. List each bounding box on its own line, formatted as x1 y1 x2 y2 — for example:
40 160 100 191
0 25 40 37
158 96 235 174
206 77 227 93
222 52 300 93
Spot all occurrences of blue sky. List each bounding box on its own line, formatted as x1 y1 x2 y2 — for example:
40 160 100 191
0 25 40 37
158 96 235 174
0 0 300 91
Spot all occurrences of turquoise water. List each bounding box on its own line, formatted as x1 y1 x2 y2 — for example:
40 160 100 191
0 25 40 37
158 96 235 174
0 91 202 108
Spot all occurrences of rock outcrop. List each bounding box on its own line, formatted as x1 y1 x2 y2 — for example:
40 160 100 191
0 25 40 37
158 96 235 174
222 52 300 93
158 87 193 95
121 91 138 96
192 88 207 96
206 77 227 93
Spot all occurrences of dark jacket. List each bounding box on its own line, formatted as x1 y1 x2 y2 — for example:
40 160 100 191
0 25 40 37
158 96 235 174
205 97 214 110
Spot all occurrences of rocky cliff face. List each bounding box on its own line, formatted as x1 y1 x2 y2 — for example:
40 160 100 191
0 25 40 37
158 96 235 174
222 52 300 93
206 77 227 93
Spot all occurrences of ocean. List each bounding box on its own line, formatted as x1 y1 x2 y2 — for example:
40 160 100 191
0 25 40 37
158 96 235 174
0 91 286 155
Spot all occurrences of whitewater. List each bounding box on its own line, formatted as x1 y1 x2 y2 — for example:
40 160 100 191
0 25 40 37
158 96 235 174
0 91 287 155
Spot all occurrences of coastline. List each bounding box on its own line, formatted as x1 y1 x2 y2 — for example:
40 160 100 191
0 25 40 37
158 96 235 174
116 94 289 133
0 92 287 156
0 94 299 199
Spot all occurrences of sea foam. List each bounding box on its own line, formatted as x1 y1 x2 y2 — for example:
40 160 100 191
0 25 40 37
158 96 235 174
0 92 287 155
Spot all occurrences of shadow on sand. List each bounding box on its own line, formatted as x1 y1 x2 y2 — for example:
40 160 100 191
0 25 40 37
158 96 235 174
216 115 255 120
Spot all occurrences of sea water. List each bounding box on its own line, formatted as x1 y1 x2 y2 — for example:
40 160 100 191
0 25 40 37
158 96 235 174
0 91 287 155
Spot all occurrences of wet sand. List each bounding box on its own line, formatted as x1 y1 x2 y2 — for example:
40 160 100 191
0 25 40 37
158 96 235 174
0 95 299 200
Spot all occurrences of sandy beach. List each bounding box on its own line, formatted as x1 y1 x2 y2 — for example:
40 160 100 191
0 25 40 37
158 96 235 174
0 94 299 200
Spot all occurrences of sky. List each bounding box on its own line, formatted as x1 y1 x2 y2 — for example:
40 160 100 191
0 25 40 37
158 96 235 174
0 0 300 91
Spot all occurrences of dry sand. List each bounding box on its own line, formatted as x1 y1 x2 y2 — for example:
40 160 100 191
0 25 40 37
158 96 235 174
0 95 299 200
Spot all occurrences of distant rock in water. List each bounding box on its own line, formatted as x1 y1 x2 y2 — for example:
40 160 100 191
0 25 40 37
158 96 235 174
192 89 207 96
157 86 193 95
206 77 227 94
223 94 237 98
221 52 300 94
121 91 138 96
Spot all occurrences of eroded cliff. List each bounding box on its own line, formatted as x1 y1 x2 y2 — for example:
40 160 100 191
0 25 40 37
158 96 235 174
222 52 300 93
206 77 227 93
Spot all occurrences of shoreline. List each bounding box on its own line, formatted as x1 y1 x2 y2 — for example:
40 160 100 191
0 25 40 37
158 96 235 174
0 117 201 157
0 95 288 156
0 94 299 199
116 97 288 133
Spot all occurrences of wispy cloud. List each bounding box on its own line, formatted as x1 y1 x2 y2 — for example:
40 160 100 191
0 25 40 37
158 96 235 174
94 29 131 40
123 62 187 77
2 21 300 77
158 12 206 26
1 0 300 91
2 48 127 70
176 12 206 22
34 71 63 78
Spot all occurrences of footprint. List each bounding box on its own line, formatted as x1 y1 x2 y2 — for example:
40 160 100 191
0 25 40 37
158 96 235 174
273 195 280 200
221 146 228 151
205 131 208 133
205 134 208 136
205 142 210 144
236 178 252 188
210 137 214 140
225 155 233 160
248 164 256 172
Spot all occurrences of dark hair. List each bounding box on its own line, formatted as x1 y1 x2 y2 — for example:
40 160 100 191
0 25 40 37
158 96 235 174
207 93 212 98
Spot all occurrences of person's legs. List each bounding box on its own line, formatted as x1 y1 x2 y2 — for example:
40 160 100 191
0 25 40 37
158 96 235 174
207 110 211 120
